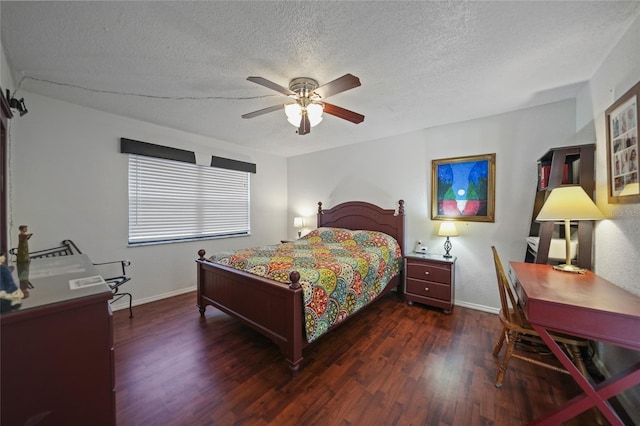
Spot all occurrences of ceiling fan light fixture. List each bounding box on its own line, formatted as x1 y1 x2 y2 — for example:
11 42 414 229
307 102 324 127
285 103 302 126
285 102 323 128
244 74 363 133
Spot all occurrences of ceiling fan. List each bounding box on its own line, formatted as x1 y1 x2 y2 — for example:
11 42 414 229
242 74 365 135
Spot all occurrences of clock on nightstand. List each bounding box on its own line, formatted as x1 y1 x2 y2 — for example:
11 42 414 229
404 252 456 314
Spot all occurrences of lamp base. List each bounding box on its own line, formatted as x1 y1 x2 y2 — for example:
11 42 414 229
443 237 452 258
553 263 586 274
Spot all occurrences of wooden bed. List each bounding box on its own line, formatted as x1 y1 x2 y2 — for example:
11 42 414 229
196 200 405 375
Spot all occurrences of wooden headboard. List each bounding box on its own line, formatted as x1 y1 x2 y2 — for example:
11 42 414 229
316 200 405 255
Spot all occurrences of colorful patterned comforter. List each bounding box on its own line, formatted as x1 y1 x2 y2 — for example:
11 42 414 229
208 227 403 342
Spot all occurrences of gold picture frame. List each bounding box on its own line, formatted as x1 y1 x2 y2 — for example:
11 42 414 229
431 153 496 222
605 81 640 204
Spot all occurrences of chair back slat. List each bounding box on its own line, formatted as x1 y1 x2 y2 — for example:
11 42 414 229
62 240 82 254
491 246 525 326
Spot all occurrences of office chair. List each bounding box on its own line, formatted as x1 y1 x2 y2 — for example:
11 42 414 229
10 239 133 318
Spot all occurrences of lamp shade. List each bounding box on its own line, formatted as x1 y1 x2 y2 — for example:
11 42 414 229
437 222 458 237
536 186 605 221
285 102 323 128
293 217 304 228
306 102 324 126
285 103 302 126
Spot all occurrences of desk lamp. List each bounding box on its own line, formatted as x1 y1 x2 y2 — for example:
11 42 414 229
437 222 458 258
535 186 604 273
293 217 304 238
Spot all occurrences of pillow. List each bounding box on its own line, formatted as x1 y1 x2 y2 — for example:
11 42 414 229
301 227 399 250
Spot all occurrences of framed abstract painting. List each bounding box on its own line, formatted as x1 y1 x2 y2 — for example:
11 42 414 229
431 153 496 222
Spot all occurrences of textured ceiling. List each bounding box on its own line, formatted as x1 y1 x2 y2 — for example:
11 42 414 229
2 1 640 157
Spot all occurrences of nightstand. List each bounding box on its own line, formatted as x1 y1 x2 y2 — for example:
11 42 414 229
404 253 456 314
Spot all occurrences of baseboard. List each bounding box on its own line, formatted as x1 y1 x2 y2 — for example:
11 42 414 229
110 285 197 312
454 300 499 315
111 289 500 316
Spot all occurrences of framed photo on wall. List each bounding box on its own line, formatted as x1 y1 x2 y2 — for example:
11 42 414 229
431 153 495 222
606 80 640 204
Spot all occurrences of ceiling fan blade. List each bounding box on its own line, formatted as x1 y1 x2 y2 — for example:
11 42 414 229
314 74 361 99
323 103 365 124
298 110 311 135
242 104 285 119
247 76 295 96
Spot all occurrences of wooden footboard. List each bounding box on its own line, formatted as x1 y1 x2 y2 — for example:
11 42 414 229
197 250 306 374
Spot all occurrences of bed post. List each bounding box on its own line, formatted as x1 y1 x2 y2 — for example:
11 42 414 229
396 200 406 298
288 271 301 289
398 199 405 253
285 271 303 375
197 249 206 316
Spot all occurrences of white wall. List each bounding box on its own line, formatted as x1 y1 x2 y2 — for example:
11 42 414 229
575 14 640 422
288 99 577 311
579 14 640 296
2 38 15 256
8 92 288 306
1 39 14 93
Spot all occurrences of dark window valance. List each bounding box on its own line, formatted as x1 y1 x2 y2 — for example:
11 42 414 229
211 156 256 174
120 138 256 173
120 138 195 163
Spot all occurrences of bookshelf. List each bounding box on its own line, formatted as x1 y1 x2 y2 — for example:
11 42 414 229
525 144 596 269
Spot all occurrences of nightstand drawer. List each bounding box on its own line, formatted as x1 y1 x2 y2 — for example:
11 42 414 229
406 278 450 300
406 261 451 284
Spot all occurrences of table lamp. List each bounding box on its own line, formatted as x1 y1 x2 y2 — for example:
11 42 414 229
438 222 458 258
293 217 304 238
535 185 604 273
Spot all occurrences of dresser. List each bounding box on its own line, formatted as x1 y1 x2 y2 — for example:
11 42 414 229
404 253 456 313
1 254 115 426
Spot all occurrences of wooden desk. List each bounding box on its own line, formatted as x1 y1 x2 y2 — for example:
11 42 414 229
1 254 115 426
509 262 640 425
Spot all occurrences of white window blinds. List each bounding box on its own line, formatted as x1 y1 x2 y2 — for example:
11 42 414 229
128 154 250 245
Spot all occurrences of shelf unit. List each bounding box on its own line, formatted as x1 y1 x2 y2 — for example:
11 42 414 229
525 144 596 270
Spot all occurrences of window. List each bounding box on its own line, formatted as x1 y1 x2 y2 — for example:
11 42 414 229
127 154 250 245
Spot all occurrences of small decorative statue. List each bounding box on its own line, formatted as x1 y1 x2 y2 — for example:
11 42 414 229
17 225 33 264
16 225 33 294
0 252 23 312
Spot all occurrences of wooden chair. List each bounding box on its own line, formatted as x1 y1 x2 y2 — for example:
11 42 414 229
491 246 590 387
10 239 133 318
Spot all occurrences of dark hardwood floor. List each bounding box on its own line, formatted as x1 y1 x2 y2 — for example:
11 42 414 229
113 292 612 425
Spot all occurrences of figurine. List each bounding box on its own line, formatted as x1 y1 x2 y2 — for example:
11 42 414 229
0 252 23 312
16 225 33 294
17 225 33 264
